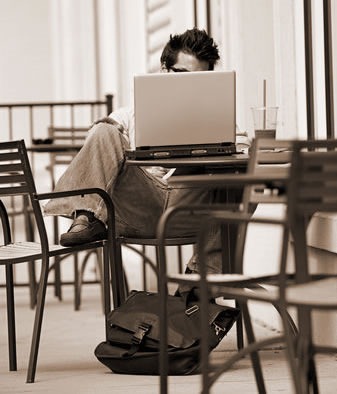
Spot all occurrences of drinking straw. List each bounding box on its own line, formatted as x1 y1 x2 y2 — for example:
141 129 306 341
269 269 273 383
263 79 267 129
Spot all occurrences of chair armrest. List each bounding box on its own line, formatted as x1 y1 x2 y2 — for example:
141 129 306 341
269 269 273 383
35 188 113 211
168 171 289 188
158 204 286 240
203 209 287 227
0 199 11 244
34 188 115 239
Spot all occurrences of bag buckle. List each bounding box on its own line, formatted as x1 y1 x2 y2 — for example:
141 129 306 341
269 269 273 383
213 322 226 336
185 304 199 316
132 323 151 345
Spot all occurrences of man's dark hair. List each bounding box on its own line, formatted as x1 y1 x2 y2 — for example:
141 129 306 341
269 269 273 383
160 27 220 71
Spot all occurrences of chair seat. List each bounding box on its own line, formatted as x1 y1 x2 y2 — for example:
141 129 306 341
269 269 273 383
118 235 196 246
247 277 337 307
0 139 116 383
0 241 103 262
169 272 252 283
284 277 337 307
0 242 61 261
169 274 337 308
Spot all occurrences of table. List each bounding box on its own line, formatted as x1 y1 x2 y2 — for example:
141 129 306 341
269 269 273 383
133 151 288 275
169 164 288 242
126 153 249 173
126 154 252 279
27 143 83 153
129 148 290 353
168 170 288 187
142 152 289 353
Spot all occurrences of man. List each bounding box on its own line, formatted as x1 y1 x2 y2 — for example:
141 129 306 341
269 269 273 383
44 28 243 275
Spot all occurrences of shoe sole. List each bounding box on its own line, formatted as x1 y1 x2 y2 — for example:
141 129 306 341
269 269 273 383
60 231 107 247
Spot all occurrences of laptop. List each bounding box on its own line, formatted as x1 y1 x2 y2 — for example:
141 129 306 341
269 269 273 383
126 70 237 160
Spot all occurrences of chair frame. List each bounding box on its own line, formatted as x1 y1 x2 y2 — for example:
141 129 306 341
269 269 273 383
158 138 337 394
157 138 297 393
46 126 103 310
0 139 119 383
115 235 196 305
0 95 113 307
283 139 337 393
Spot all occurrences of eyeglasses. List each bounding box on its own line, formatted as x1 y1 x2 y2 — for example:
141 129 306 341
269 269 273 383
168 66 190 73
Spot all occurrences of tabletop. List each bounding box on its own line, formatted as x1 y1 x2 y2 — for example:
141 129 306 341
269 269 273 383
27 144 83 153
168 169 289 188
126 153 249 169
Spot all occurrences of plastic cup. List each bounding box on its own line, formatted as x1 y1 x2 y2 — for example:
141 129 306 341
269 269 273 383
251 106 278 139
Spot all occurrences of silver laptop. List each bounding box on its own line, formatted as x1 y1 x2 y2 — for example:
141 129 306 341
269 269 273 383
126 70 237 160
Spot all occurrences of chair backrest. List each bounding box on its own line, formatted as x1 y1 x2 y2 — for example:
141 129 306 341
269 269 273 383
0 140 47 246
288 139 337 215
0 199 11 244
0 140 36 196
286 139 337 283
243 138 293 210
48 126 89 146
47 126 89 187
0 95 113 142
229 138 293 274
0 96 113 231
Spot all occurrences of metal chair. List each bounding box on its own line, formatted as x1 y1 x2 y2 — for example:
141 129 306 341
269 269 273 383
0 95 113 308
158 138 337 393
157 138 297 393
280 139 337 393
46 126 104 310
0 139 119 383
115 235 197 306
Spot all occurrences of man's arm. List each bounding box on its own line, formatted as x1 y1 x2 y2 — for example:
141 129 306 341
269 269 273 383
91 117 124 133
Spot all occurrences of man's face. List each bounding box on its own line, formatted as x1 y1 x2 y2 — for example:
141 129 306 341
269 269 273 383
162 51 209 73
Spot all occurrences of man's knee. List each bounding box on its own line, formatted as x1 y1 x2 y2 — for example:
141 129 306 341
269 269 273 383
90 121 120 134
88 122 123 144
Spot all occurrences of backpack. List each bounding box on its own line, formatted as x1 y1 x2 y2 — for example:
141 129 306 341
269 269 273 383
94 289 240 375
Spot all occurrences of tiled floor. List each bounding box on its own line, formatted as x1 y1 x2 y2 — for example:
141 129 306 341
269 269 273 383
1 253 337 393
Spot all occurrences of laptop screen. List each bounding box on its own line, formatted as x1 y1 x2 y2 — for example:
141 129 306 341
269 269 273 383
133 70 236 149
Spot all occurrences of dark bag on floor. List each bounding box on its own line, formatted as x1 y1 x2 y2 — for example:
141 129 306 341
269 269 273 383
94 289 240 375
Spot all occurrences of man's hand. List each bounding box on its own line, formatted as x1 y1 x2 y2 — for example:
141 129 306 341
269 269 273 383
91 117 124 132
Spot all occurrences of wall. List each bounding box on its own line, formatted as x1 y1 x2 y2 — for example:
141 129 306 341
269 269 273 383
211 0 304 140
306 245 337 346
0 0 305 137
0 0 53 102
49 0 97 100
242 207 337 346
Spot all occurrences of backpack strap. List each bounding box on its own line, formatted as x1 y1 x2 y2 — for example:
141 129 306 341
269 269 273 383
123 322 152 357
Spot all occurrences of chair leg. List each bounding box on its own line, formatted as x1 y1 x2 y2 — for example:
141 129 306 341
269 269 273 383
241 302 266 394
308 356 319 394
76 249 105 313
26 257 50 383
52 216 62 301
53 257 62 300
23 198 38 308
94 249 105 314
177 245 184 273
27 261 37 309
102 245 112 338
159 279 169 394
113 242 127 307
297 308 319 394
280 303 304 394
235 299 244 350
142 245 147 291
73 253 80 310
6 264 17 371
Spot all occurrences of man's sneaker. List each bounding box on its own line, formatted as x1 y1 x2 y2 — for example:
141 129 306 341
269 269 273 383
60 210 107 246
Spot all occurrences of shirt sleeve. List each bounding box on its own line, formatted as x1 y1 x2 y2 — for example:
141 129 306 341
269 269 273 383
109 107 135 149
